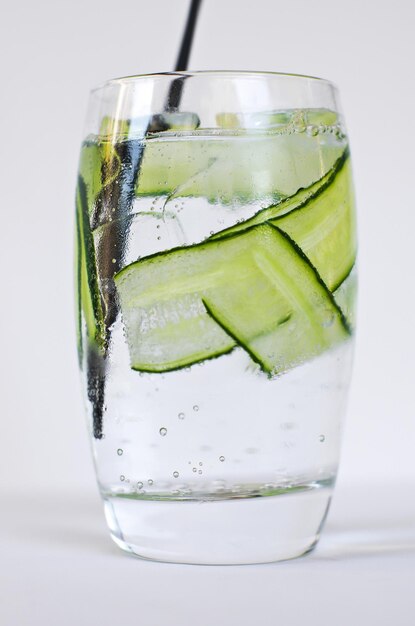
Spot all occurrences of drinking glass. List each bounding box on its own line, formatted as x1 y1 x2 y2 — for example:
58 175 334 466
75 71 357 564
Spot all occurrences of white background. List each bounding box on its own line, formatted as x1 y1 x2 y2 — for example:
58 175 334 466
1 1 415 623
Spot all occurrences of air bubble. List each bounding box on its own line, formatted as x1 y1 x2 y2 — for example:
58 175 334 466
120 475 125 482
319 435 326 443
198 469 202 475
111 258 116 264
193 405 199 412
159 427 167 436
192 467 197 472
199 462 203 466
294 122 306 134
157 236 161 240
306 125 319 136
137 481 144 489
148 479 154 486
178 412 185 420
117 448 123 456
219 456 225 462
173 471 179 478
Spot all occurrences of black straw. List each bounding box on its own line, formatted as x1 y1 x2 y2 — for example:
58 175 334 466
174 0 202 71
166 0 202 110
88 0 203 439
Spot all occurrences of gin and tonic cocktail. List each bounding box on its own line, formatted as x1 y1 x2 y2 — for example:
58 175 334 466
76 72 356 563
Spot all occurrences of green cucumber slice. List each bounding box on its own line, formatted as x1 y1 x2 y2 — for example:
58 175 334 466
75 175 106 360
201 224 350 375
211 148 356 292
78 140 121 221
333 269 357 330
210 149 349 239
270 153 356 291
135 133 344 202
114 224 349 374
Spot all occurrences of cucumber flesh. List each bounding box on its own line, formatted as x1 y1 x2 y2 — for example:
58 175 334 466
333 269 357 330
270 154 356 291
216 108 338 131
115 224 349 374
211 148 356 292
75 176 106 359
201 224 349 375
211 149 349 239
135 133 344 202
78 141 121 223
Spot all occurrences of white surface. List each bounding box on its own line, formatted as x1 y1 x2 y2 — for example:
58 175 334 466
2 481 415 625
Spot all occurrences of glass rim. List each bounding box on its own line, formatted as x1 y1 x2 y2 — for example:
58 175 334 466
91 70 337 93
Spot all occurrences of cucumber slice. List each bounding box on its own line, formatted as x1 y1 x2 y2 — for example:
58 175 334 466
202 224 349 375
216 108 338 131
114 224 349 374
270 153 356 291
211 149 349 239
211 148 355 292
75 175 106 360
135 133 344 202
78 140 121 222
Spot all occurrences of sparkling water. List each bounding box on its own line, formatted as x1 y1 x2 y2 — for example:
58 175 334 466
80 122 355 562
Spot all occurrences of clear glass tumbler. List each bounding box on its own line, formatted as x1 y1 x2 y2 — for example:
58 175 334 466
75 71 357 564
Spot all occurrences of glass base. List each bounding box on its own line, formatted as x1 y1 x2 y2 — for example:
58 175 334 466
103 485 332 565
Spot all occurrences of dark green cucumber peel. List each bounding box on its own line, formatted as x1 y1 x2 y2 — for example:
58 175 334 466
130 342 236 374
210 148 350 240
